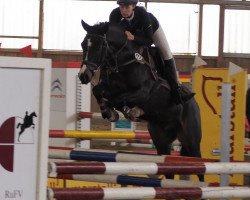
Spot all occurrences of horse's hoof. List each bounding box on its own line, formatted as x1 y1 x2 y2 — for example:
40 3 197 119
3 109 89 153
122 106 140 121
108 110 119 122
101 108 119 122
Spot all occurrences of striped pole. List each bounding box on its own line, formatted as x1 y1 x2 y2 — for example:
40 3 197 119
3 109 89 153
49 148 217 163
119 142 154 149
49 130 151 139
245 145 250 151
79 111 128 120
48 162 250 177
91 138 154 144
51 174 208 188
49 146 158 155
47 187 250 199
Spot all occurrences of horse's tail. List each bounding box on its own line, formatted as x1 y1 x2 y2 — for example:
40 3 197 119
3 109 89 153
16 123 21 128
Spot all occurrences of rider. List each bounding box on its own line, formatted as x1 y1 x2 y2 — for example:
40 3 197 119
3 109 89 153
109 0 194 105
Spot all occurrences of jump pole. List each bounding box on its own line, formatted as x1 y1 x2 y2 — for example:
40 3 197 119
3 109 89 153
48 161 250 177
79 111 128 120
90 138 154 144
49 148 218 163
52 174 208 188
47 187 250 200
49 130 150 139
220 82 231 187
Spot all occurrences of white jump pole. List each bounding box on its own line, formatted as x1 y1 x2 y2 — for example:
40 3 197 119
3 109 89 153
220 82 231 187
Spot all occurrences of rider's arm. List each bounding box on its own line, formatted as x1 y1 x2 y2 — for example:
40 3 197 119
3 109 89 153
132 7 154 47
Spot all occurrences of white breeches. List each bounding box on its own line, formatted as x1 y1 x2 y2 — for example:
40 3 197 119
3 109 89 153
152 24 173 60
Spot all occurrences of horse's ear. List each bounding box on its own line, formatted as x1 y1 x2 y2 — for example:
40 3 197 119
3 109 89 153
81 20 91 32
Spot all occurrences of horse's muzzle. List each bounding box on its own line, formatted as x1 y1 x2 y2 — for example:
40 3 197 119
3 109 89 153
78 67 93 84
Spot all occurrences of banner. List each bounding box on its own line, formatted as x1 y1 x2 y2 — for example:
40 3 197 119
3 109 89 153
193 68 247 184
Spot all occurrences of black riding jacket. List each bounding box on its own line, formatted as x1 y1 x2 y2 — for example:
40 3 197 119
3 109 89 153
109 6 154 47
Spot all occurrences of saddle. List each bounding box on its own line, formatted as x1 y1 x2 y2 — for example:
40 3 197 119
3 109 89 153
140 47 165 79
139 47 169 89
148 47 165 76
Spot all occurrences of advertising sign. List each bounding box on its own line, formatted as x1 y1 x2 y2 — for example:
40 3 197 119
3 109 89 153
193 68 247 184
0 56 51 200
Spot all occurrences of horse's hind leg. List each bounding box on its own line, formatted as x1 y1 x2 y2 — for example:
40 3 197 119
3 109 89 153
147 121 177 179
179 99 203 182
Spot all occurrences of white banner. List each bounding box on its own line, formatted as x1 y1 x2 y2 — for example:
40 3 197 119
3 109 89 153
0 68 41 199
50 68 66 112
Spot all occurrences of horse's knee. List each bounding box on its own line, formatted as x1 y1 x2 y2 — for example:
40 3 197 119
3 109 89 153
93 84 110 100
92 85 101 97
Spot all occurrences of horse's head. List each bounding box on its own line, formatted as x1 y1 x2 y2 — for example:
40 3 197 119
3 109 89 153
78 20 109 84
30 112 37 117
78 20 131 84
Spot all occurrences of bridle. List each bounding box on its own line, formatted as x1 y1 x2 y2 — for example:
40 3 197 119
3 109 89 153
80 28 160 86
81 33 108 71
81 32 130 73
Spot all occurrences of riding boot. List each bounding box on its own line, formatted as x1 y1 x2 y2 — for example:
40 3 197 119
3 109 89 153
162 58 194 105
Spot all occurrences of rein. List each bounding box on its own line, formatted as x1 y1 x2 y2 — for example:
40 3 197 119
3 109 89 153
81 31 158 81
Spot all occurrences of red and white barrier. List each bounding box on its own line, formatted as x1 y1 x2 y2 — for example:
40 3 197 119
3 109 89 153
49 148 217 163
47 187 250 199
48 161 250 177
51 174 208 188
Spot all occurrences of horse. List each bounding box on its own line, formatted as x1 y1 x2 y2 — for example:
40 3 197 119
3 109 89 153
79 20 203 181
17 111 37 142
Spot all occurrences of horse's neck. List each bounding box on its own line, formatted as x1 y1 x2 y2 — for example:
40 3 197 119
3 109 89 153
107 25 142 64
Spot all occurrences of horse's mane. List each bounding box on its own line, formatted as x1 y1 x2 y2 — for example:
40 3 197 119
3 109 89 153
106 23 128 47
88 22 109 35
90 22 126 39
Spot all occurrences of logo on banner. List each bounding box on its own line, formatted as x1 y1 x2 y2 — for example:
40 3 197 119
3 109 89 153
51 79 62 92
0 111 37 172
201 75 223 115
51 78 65 99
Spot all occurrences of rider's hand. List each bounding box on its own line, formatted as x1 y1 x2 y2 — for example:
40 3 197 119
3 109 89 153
125 31 134 41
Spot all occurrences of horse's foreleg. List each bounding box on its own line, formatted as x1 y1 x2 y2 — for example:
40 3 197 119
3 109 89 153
92 84 119 122
113 88 149 120
148 121 178 180
122 106 144 121
99 98 119 122
117 88 149 106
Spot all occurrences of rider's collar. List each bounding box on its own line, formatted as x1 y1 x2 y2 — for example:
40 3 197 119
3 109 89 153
124 11 134 21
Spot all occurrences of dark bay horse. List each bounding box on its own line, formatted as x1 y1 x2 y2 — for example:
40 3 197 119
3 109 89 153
79 20 203 181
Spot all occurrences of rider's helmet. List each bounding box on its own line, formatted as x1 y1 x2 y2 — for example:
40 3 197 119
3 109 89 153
117 0 138 5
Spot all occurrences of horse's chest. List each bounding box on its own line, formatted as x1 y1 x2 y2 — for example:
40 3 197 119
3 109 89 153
109 72 141 89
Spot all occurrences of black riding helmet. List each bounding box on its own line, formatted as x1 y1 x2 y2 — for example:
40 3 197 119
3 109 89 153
117 0 138 5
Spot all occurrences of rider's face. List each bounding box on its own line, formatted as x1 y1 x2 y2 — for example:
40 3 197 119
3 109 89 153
119 4 135 18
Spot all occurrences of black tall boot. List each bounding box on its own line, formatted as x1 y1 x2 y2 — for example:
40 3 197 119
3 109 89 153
162 58 194 105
